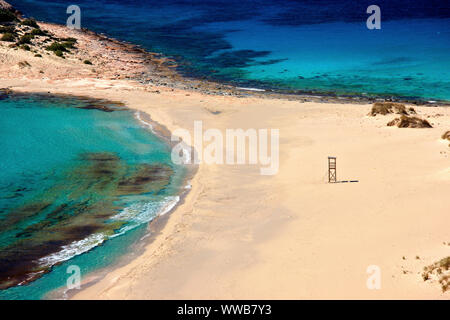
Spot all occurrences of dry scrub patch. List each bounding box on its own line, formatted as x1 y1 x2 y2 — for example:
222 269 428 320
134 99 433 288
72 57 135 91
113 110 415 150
422 257 450 293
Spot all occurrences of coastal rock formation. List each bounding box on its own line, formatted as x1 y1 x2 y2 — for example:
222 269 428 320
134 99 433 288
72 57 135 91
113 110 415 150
0 87 11 99
0 0 19 18
0 0 14 11
0 10 184 84
387 115 432 128
77 104 116 112
442 131 450 147
369 101 415 116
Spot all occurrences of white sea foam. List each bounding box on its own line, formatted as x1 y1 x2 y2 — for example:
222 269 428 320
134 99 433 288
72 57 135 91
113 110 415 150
236 87 266 92
113 196 178 221
111 196 180 237
134 111 156 134
34 132 182 268
38 233 106 267
37 196 181 267
158 196 180 216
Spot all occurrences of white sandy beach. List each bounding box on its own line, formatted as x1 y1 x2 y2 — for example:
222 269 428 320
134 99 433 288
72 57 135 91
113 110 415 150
2 78 448 299
0 10 449 299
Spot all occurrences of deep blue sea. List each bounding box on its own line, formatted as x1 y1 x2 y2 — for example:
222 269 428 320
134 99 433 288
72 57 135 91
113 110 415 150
0 94 186 299
9 0 450 101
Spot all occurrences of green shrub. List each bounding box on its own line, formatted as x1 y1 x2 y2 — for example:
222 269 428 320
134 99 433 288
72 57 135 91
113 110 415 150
54 49 64 57
21 18 39 28
62 41 76 49
46 42 68 52
0 9 17 23
30 28 46 36
0 26 15 34
83 60 92 65
20 44 31 51
59 37 77 49
61 37 77 43
18 34 33 44
1 32 15 42
34 53 42 57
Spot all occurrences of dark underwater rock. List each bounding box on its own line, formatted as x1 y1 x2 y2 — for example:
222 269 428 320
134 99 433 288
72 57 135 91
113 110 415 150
77 104 116 112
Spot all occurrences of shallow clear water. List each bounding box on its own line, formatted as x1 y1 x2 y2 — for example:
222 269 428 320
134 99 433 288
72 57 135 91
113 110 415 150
10 0 450 101
0 93 185 299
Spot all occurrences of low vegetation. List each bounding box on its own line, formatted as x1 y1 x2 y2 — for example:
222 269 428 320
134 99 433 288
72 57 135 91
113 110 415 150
0 25 15 33
387 115 432 128
20 18 39 28
46 41 67 52
61 37 77 48
30 28 46 36
46 41 70 57
0 31 14 41
54 49 64 57
17 33 33 44
83 60 92 65
44 37 78 57
1 9 82 61
0 8 17 23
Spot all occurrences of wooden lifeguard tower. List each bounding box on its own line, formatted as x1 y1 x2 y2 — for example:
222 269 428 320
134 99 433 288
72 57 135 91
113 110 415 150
328 157 337 183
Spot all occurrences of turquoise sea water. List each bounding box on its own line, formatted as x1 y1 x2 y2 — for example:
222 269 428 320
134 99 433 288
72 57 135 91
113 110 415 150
9 0 450 101
198 18 450 100
0 94 186 299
